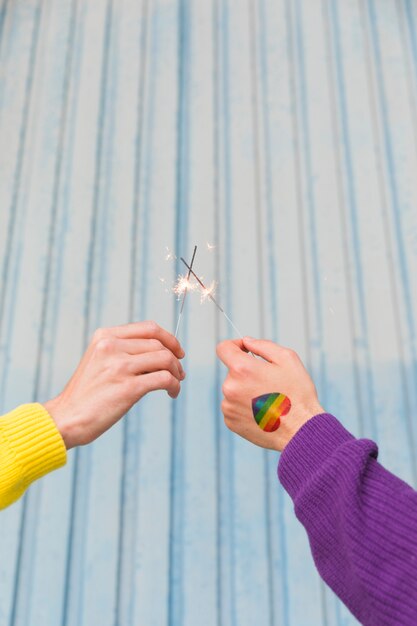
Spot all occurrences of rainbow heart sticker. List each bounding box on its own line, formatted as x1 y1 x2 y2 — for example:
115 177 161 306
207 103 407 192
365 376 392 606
252 393 291 432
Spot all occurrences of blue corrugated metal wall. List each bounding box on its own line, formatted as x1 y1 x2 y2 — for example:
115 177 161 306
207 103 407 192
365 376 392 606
1 1 417 624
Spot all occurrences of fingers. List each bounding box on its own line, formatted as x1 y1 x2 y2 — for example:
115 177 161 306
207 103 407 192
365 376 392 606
216 337 299 368
91 325 186 402
128 349 185 380
242 337 298 364
216 339 247 368
113 337 166 356
138 370 181 399
93 321 185 359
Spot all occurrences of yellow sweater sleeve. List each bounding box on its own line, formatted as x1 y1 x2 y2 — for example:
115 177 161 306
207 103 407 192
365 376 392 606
0 403 67 510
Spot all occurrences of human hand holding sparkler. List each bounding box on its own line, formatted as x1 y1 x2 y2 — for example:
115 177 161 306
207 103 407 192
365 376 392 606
43 321 186 449
217 338 324 452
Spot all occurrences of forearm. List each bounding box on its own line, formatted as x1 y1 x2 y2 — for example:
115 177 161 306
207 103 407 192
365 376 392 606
0 403 67 509
278 413 417 626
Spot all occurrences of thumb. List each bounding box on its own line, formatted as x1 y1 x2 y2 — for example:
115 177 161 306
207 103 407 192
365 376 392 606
242 337 286 363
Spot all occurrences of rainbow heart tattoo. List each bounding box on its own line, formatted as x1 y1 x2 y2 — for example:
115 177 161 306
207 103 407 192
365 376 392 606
252 393 291 432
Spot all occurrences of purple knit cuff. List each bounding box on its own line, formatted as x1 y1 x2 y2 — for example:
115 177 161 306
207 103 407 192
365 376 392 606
278 413 357 500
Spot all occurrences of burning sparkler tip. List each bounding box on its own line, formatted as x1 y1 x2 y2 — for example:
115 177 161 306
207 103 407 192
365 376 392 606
172 274 198 300
200 280 217 303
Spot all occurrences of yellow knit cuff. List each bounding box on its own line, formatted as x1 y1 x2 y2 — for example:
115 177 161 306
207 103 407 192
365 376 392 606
0 403 67 509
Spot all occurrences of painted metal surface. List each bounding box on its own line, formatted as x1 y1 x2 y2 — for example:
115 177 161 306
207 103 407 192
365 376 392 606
1 1 417 624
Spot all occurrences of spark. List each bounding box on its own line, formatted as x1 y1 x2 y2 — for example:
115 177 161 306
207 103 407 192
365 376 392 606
173 274 198 300
165 246 177 262
207 242 216 251
200 280 217 303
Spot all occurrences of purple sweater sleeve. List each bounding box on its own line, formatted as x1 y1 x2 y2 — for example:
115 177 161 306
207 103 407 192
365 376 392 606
278 413 417 626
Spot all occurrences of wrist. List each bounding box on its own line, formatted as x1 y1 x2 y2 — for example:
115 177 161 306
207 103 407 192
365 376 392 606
275 402 325 452
42 396 79 450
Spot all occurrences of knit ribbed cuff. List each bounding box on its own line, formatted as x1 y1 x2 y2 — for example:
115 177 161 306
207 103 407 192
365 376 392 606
0 403 67 488
278 413 356 500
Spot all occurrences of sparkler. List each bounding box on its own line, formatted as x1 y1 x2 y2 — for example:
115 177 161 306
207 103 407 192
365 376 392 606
180 257 245 338
174 246 198 338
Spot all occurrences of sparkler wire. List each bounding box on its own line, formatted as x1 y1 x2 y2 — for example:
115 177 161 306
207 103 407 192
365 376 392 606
174 246 197 338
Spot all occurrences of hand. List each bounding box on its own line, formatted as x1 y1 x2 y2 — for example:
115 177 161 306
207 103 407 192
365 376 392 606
216 337 324 452
43 321 185 449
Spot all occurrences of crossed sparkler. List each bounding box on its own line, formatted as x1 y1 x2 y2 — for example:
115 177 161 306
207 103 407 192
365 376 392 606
174 245 244 340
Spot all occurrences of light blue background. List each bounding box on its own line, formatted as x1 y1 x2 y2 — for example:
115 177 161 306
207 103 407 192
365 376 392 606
1 1 417 625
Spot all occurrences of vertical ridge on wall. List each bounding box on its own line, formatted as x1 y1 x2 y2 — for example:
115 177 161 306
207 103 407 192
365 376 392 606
114 1 149 624
61 3 115 624
254 2 290 623
168 0 190 623
212 3 224 626
10 3 79 625
216 2 237 625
